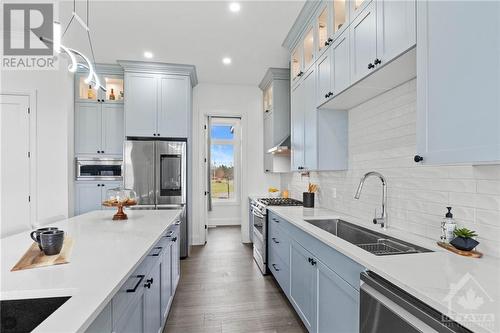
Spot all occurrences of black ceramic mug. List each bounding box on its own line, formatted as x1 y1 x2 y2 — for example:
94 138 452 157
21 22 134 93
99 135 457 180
303 192 315 208
39 230 65 256
30 227 59 251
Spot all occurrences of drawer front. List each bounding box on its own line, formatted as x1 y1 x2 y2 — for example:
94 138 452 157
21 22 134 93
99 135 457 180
268 220 290 266
269 249 290 295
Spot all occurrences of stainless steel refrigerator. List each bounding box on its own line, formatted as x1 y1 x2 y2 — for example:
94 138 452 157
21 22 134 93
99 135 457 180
124 140 188 258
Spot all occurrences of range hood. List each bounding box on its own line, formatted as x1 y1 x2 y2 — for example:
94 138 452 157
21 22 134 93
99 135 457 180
267 136 291 155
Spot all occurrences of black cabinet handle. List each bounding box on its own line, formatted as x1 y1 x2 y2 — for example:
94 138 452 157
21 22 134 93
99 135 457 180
126 275 145 293
308 257 312 263
265 110 270 113
298 166 304 170
324 41 329 46
101 150 104 154
172 236 178 242
272 218 279 223
368 63 375 69
164 231 174 238
328 92 333 97
414 155 424 163
272 237 279 244
297 71 304 77
146 278 153 284
144 282 151 289
311 259 317 266
374 58 382 65
272 263 280 272
175 220 181 226
97 150 100 154
157 133 160 136
149 246 162 257
101 184 105 187
324 93 329 98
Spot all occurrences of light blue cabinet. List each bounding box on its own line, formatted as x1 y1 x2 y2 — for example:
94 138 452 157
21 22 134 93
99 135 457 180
267 211 364 333
75 102 124 157
120 61 196 139
160 239 172 323
416 0 500 164
317 260 359 333
158 76 190 138
114 291 145 333
75 181 122 215
144 260 161 333
290 241 317 332
124 73 158 137
171 224 181 291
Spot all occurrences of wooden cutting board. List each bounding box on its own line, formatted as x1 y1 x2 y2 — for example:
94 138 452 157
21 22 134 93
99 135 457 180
11 237 74 271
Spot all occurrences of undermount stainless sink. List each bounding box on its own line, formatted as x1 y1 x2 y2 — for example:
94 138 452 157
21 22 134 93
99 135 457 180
305 219 432 256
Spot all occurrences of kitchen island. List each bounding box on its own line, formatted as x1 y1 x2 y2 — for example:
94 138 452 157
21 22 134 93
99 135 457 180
0 209 182 332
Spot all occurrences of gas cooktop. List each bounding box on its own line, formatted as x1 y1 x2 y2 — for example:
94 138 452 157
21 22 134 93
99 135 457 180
258 198 303 206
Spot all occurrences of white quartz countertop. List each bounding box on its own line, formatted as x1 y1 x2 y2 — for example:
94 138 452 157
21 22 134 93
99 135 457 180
0 209 181 333
268 206 500 333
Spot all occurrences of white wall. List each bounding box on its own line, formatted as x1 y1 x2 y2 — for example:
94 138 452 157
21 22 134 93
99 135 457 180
191 83 280 244
281 79 500 258
1 61 74 226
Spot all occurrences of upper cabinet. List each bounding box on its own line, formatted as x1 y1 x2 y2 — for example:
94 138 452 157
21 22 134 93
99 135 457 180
118 61 197 139
285 0 416 110
74 65 124 157
259 68 291 173
415 1 500 165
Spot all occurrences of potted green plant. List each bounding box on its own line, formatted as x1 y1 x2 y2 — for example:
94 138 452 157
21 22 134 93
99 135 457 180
450 228 479 251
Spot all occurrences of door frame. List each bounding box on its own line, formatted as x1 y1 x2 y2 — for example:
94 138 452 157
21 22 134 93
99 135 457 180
202 113 246 243
0 90 38 227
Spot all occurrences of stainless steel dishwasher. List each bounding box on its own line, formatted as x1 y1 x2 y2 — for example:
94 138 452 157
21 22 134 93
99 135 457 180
360 272 473 333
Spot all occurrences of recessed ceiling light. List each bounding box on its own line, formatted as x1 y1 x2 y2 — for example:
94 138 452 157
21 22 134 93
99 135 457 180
229 2 240 12
222 57 232 65
143 51 153 59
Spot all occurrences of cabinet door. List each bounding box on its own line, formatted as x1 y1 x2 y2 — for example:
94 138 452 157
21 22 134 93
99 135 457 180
316 51 331 106
101 103 124 156
290 241 317 332
125 74 158 137
75 103 102 155
416 1 500 164
158 76 190 138
291 45 303 85
263 111 273 151
317 260 359 333
376 0 416 64
331 30 351 95
302 69 318 171
316 4 330 55
290 82 304 171
350 1 377 83
144 261 161 333
160 242 173 322
303 26 315 71
171 232 180 291
115 291 145 333
75 182 103 215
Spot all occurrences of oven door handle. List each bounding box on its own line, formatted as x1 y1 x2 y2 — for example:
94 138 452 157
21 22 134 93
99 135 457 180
251 208 265 219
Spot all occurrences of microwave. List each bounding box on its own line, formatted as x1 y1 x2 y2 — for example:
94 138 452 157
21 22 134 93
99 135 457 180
76 158 123 181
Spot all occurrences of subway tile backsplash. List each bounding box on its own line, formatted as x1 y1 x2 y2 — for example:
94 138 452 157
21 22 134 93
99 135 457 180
280 79 500 257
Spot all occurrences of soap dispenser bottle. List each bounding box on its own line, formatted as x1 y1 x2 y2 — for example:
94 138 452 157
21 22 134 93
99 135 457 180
441 207 456 243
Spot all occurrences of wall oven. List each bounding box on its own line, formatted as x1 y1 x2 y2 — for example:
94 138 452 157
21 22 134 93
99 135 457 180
251 200 267 274
76 158 122 181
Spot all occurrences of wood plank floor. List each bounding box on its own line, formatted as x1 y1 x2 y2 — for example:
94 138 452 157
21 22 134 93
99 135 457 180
163 226 307 333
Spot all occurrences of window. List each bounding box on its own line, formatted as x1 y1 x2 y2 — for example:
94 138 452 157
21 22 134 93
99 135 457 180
209 120 240 202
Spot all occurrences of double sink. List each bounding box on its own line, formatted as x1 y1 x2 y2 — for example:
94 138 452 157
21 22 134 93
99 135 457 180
305 219 432 256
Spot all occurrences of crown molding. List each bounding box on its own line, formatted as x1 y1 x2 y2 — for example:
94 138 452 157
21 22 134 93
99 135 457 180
282 1 322 51
259 67 290 91
117 60 198 86
76 63 123 75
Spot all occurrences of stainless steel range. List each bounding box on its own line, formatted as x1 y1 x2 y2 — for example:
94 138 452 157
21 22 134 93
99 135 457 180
250 197 302 274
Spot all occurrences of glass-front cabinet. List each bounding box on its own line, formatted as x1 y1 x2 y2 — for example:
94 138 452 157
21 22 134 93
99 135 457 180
76 72 124 103
317 5 330 54
350 0 369 21
333 0 348 33
303 26 315 70
263 85 273 112
291 46 303 83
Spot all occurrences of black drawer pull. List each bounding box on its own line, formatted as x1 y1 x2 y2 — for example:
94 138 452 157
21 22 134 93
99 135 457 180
164 231 174 238
172 236 178 242
272 237 279 244
175 220 181 225
126 274 145 293
149 246 162 256
272 218 279 223
272 264 280 272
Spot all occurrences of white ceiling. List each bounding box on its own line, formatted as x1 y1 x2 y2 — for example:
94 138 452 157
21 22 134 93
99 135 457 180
59 1 304 85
